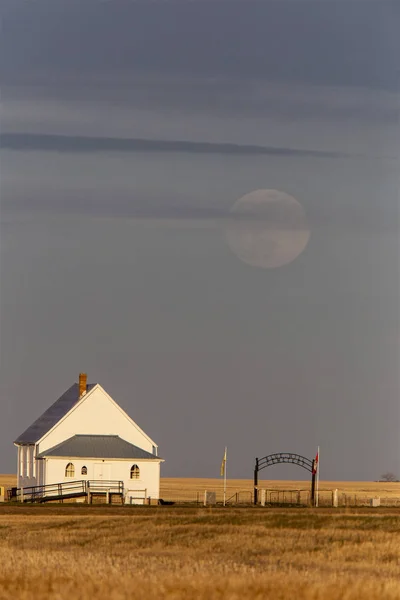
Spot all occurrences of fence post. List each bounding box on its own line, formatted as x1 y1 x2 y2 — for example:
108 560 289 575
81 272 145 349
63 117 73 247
260 489 266 507
20 487 24 503
204 490 207 507
332 489 338 507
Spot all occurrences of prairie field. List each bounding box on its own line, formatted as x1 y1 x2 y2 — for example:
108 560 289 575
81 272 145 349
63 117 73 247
3 474 400 499
161 477 400 505
1 477 400 599
0 474 16 489
3 475 400 507
1 503 400 599
0 475 400 600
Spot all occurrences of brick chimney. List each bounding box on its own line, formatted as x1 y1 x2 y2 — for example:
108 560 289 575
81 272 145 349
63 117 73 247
79 373 87 398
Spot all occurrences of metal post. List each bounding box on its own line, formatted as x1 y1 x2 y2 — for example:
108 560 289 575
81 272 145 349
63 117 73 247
223 447 227 507
254 458 259 505
315 446 320 507
311 462 316 506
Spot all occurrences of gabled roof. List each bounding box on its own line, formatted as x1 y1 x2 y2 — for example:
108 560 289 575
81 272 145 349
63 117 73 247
14 383 96 444
36 434 161 460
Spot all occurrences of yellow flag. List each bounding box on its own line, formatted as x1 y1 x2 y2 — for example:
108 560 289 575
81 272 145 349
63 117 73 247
220 447 227 477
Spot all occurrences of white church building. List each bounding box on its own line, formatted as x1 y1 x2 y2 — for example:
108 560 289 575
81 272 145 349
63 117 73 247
14 373 163 503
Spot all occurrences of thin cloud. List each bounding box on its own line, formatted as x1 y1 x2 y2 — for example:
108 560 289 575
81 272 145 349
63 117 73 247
1 187 397 235
0 133 353 158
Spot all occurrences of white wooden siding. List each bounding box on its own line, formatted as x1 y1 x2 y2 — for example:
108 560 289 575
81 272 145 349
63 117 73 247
37 386 155 455
44 457 161 500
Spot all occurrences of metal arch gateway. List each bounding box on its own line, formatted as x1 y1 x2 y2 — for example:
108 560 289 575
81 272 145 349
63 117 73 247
257 453 314 473
254 453 317 505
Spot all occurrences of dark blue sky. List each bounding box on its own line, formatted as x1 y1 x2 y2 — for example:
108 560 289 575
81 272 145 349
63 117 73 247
1 0 399 480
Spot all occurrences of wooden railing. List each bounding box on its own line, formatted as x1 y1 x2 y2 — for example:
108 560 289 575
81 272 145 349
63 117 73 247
87 480 124 494
13 480 124 502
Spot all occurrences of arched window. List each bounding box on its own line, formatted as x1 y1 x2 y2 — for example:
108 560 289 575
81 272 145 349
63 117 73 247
81 466 87 475
65 462 75 478
130 464 140 479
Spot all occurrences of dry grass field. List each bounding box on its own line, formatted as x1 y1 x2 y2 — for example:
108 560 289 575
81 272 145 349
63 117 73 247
1 503 400 599
3 474 400 500
1 477 400 598
161 477 400 504
0 474 16 490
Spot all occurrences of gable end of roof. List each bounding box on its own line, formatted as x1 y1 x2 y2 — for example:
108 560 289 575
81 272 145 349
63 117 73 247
14 383 97 444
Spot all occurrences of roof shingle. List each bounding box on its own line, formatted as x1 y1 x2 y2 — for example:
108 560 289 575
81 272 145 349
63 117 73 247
14 383 96 444
37 435 160 460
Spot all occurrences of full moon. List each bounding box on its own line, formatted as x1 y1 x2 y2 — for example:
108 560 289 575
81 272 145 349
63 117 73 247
224 189 310 269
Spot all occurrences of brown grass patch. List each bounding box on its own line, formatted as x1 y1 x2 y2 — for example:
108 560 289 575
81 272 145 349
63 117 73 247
160 477 400 504
0 505 400 599
3 475 400 499
0 475 16 490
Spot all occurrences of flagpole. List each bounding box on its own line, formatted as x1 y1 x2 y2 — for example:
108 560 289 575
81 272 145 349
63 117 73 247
316 446 320 507
223 447 227 507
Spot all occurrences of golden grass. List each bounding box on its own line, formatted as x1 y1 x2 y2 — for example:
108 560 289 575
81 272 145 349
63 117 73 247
3 474 399 495
160 477 400 504
162 477 400 495
3 474 400 504
0 474 16 489
0 505 400 599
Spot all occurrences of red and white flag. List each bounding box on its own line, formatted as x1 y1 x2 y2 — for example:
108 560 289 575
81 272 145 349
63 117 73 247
312 451 319 474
